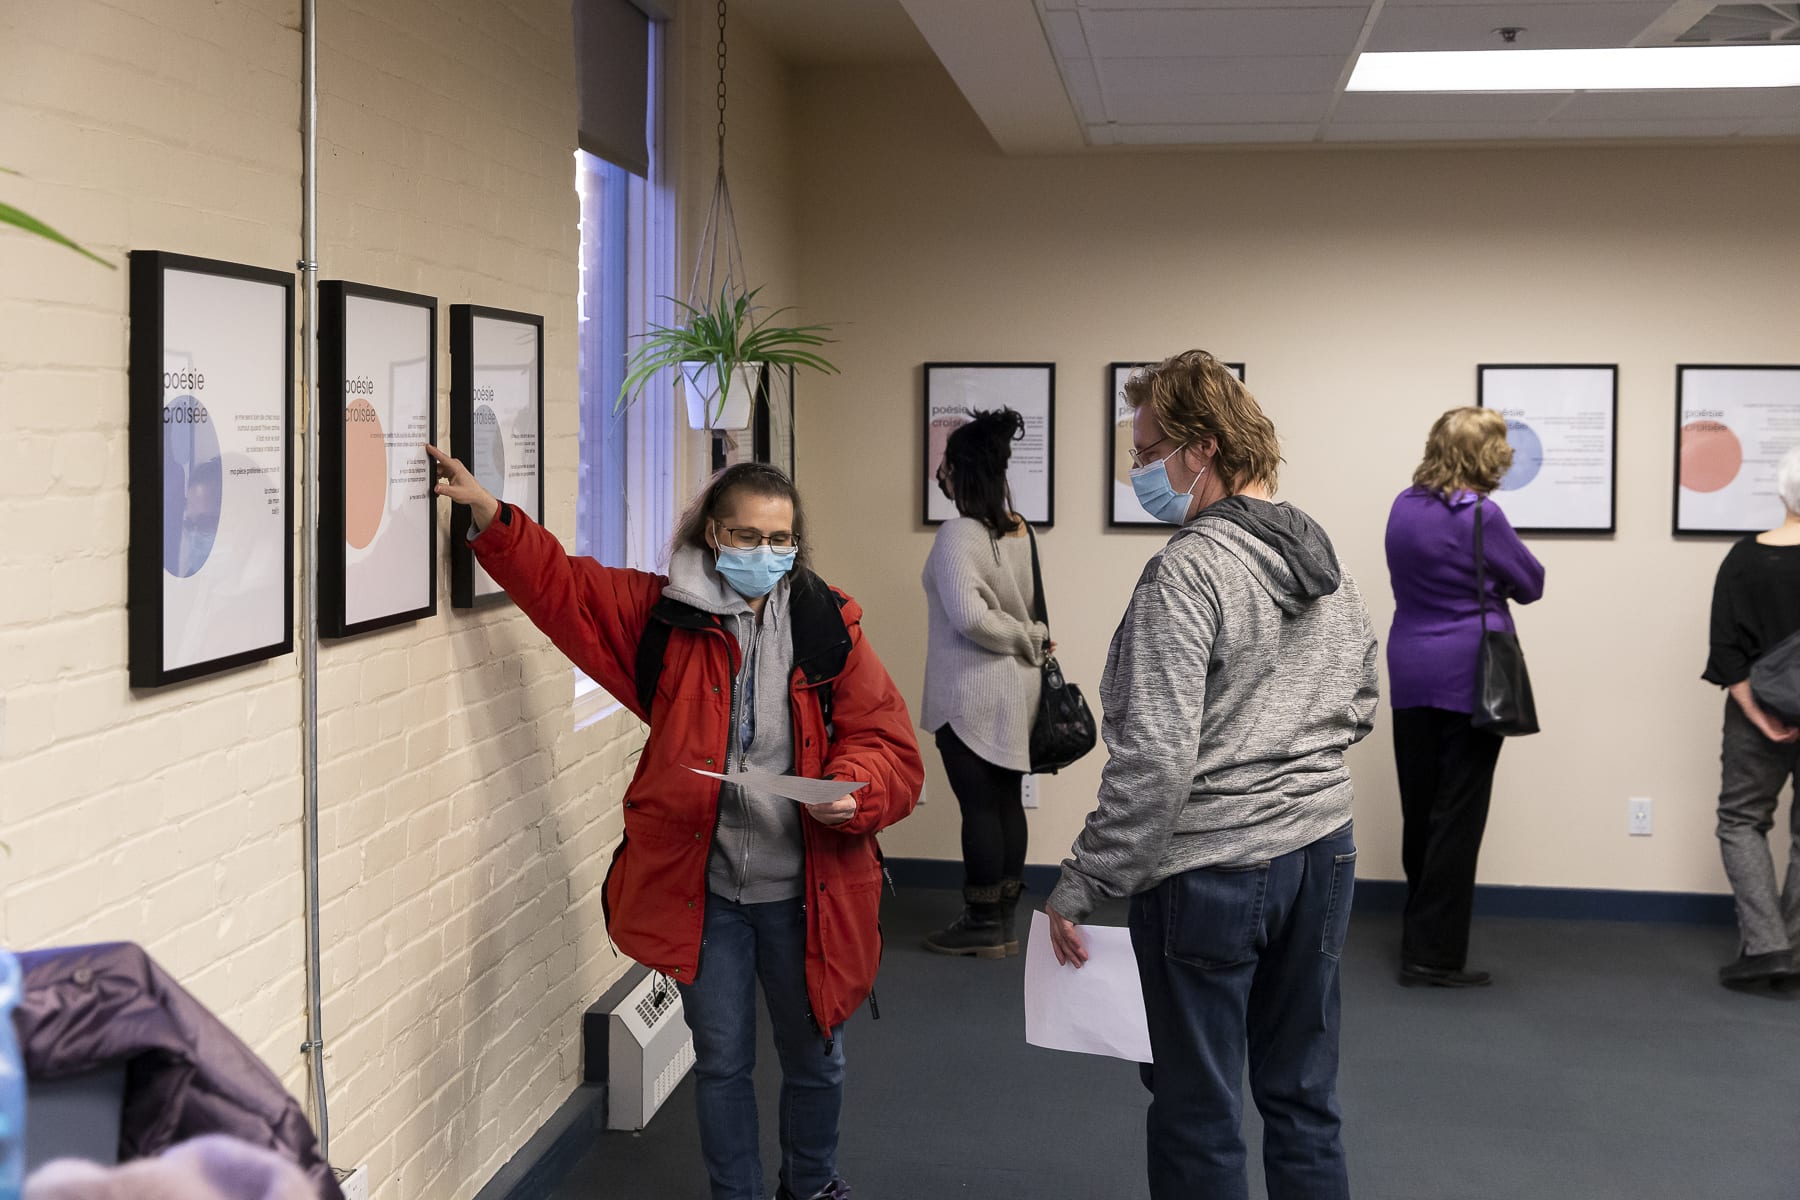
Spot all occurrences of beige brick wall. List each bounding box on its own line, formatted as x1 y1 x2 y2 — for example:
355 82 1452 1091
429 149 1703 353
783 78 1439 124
0 1 802 1197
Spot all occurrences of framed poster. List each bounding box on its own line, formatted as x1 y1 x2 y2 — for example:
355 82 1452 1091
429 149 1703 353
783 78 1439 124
923 363 1055 527
1476 364 1617 535
1108 361 1244 527
128 251 294 688
319 282 438 636
1675 365 1800 537
450 305 544 607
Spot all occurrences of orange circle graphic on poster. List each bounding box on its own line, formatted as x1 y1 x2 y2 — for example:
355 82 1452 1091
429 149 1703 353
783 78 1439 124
1680 420 1742 495
345 399 388 549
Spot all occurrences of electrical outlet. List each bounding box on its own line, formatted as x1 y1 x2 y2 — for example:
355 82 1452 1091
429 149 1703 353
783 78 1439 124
1628 797 1653 837
336 1166 369 1200
1021 775 1039 809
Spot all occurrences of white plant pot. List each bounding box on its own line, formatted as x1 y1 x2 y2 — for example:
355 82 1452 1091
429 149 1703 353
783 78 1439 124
679 361 759 431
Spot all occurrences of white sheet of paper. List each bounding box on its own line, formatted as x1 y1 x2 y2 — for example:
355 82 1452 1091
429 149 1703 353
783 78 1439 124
688 766 869 806
1023 909 1154 1063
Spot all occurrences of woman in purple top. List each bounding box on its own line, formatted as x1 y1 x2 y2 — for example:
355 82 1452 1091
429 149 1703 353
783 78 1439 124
1386 407 1545 988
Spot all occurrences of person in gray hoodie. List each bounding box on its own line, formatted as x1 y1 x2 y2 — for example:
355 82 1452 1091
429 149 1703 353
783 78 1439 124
1047 351 1379 1200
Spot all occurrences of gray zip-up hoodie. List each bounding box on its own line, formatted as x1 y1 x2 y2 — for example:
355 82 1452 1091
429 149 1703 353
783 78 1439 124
1049 497 1381 922
664 545 805 904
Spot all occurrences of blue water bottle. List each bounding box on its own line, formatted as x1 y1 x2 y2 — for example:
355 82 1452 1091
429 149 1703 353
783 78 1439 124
0 949 23 1200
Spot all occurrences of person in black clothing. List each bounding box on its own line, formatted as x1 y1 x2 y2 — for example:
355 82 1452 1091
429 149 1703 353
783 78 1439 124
1703 446 1800 988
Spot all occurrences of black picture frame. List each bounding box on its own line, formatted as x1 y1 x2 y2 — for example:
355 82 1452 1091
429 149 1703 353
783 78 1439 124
1674 364 1800 538
1107 360 1244 528
449 304 546 608
128 251 295 688
923 362 1056 528
318 282 440 637
1475 363 1619 536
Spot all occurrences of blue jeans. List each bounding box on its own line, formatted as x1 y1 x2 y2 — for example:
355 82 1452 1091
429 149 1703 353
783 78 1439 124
676 894 845 1200
1129 823 1356 1200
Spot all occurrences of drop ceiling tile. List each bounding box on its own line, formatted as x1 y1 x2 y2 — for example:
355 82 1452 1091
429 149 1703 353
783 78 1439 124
1556 89 1800 121
1741 116 1800 136
1112 122 1320 144
1081 7 1370 57
1106 90 1335 123
1383 0 1671 5
1322 120 1551 141
1332 91 1568 121
1062 58 1108 123
1042 9 1089 59
1073 0 1371 8
1039 0 1077 9
1366 2 1670 51
1096 54 1349 95
1531 116 1752 137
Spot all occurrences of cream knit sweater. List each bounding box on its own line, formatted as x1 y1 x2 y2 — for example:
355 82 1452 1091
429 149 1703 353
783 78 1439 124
920 517 1048 773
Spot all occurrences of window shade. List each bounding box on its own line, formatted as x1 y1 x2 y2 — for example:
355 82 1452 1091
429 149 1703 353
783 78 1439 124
574 0 651 177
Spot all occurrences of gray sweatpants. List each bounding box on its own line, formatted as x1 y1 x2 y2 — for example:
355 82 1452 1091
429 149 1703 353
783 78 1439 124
1718 699 1800 955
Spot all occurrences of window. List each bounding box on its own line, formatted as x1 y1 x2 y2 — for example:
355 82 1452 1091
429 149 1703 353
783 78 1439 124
573 16 673 728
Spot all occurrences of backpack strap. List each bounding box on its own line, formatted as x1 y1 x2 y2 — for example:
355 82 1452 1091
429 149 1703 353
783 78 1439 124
634 617 674 716
633 575 852 726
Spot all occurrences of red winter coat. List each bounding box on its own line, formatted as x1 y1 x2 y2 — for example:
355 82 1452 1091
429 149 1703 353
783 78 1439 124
470 506 923 1033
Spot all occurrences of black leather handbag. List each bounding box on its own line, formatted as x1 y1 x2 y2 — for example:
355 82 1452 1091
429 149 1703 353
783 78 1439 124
1471 498 1539 737
1025 526 1097 773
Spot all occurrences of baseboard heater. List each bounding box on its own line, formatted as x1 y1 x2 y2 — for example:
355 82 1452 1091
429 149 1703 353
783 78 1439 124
584 963 694 1130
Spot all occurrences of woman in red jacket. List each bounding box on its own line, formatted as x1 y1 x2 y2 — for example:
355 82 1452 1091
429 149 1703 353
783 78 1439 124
427 447 923 1200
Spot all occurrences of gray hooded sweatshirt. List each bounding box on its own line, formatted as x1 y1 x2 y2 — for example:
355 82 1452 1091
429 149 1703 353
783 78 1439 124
663 545 806 904
1048 497 1381 922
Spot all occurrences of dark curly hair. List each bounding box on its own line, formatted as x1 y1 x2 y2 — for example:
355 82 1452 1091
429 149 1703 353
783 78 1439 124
942 407 1026 537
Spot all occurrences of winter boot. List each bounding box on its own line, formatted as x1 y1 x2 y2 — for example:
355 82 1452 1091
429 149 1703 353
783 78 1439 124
922 884 1006 958
999 878 1024 957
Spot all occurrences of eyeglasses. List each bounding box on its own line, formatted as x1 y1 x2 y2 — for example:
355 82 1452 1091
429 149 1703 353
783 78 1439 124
1127 436 1178 469
716 523 800 551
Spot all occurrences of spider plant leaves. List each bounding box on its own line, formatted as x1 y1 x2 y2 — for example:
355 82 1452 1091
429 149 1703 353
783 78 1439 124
617 284 837 418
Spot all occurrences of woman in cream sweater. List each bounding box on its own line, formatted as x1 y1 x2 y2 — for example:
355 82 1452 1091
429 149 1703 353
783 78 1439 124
921 408 1051 957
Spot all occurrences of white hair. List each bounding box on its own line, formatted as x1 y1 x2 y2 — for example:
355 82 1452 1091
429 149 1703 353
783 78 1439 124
1781 446 1800 515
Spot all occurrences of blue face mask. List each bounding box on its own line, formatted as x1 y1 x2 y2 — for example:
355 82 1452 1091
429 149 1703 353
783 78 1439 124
1130 450 1206 525
715 544 798 598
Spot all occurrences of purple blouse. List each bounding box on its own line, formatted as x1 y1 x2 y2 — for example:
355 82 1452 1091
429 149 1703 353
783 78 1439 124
1385 486 1546 713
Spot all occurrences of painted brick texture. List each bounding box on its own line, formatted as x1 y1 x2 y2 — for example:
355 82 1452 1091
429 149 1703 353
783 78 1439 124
0 2 671 1197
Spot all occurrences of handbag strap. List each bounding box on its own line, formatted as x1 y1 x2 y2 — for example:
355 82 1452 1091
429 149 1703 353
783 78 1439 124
1024 522 1049 629
1473 495 1489 636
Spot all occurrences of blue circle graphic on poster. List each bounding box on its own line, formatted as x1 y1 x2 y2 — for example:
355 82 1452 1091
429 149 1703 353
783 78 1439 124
162 395 223 578
1499 420 1543 492
472 404 506 496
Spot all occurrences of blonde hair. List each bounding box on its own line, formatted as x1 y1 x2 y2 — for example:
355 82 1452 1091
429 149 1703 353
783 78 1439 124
1414 407 1514 497
1123 350 1281 493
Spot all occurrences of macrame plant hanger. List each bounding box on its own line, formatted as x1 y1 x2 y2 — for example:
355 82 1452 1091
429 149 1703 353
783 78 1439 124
690 0 747 321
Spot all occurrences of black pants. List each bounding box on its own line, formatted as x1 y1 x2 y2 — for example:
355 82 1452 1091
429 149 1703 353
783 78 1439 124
935 726 1027 889
1392 706 1504 970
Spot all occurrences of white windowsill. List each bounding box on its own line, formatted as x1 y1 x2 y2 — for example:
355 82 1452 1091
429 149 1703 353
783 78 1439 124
574 669 625 732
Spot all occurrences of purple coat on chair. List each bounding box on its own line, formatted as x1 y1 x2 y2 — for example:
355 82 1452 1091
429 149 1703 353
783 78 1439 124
15 943 343 1200
1384 486 1546 714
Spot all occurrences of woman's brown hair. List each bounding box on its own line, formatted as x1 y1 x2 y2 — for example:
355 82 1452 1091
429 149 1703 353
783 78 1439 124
669 462 813 572
1123 350 1282 494
1413 407 1514 498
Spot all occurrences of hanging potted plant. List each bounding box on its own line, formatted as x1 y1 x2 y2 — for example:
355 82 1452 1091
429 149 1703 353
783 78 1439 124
617 284 837 431
614 0 837 433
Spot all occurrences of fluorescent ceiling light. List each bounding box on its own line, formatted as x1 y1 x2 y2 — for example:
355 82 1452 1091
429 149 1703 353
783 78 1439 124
1347 46 1800 92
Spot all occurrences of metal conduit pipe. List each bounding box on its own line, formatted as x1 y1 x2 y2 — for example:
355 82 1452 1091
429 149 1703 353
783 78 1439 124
298 0 331 1162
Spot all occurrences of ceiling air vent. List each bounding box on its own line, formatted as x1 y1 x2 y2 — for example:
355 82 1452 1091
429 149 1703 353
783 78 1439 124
1675 3 1800 43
